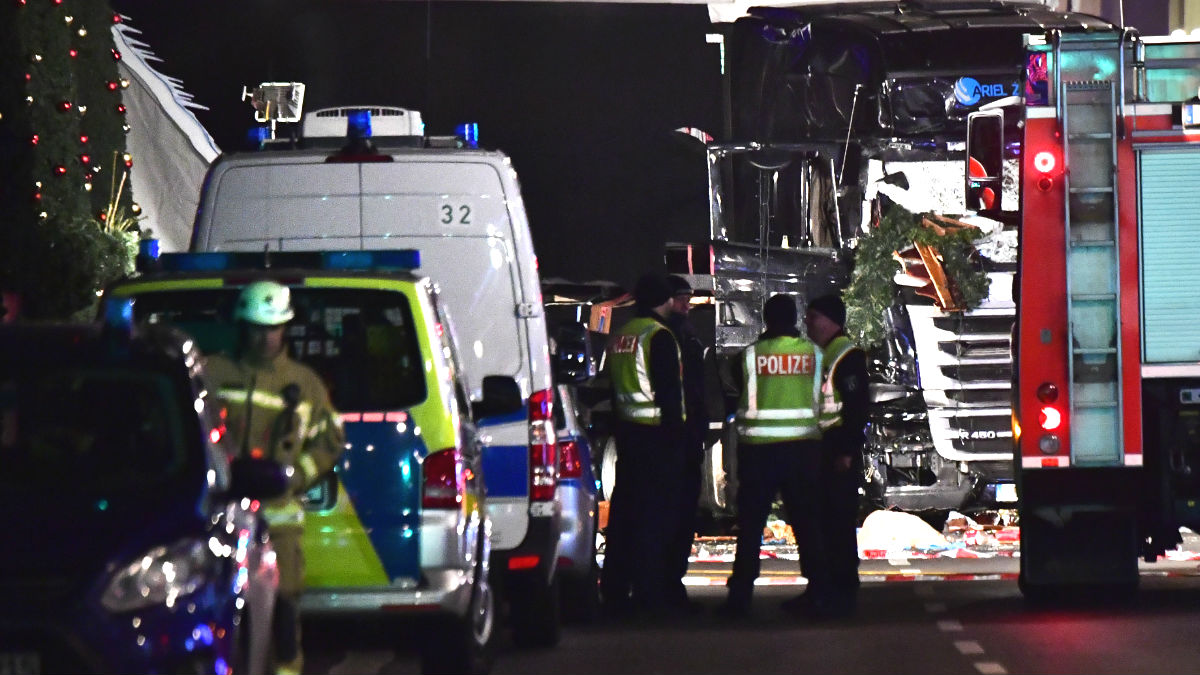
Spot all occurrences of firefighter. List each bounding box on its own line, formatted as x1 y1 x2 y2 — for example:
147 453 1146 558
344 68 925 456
718 293 829 617
204 281 344 675
794 292 868 618
665 274 709 612
600 271 687 617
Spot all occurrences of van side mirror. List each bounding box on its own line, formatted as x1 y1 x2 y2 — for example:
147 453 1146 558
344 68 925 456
553 322 596 385
965 110 1004 216
475 375 523 420
229 457 290 500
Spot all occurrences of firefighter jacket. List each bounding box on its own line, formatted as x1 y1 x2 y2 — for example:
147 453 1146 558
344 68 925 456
819 335 859 431
736 334 821 444
609 314 684 426
205 350 344 531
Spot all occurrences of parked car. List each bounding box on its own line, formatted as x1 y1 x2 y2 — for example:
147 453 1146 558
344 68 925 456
105 248 509 674
0 319 285 675
552 383 601 622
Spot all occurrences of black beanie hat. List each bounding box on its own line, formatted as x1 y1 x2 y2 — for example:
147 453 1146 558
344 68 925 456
807 293 846 327
667 274 692 297
763 294 797 330
634 272 674 309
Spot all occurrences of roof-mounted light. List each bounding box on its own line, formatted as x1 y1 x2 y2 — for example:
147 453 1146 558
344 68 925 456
160 252 234 272
455 122 479 149
347 109 372 139
321 250 421 271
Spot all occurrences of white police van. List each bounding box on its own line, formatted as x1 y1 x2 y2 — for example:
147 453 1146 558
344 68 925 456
189 106 565 647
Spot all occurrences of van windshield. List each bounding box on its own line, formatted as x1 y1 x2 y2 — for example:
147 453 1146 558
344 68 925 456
129 288 427 412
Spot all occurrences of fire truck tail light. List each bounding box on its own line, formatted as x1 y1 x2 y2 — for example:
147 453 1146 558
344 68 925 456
1036 382 1059 403
1033 151 1057 173
1038 406 1062 431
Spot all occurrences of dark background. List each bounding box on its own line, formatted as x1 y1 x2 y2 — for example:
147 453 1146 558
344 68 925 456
108 0 725 290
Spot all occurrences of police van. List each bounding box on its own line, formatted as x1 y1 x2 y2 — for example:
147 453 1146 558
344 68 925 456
189 108 564 646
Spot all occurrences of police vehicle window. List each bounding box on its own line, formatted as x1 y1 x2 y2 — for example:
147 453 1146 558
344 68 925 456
130 288 427 411
0 368 185 485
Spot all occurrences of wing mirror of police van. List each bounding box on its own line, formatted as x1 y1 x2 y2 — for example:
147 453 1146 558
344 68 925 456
553 322 597 385
474 375 523 420
229 457 290 501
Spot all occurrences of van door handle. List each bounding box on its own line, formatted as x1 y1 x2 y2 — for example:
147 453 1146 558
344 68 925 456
516 302 541 318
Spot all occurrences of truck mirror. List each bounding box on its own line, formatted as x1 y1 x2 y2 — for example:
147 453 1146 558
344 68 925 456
966 110 1004 215
552 322 596 385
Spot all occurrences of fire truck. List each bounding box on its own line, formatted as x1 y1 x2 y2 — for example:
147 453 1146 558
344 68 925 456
965 28 1200 596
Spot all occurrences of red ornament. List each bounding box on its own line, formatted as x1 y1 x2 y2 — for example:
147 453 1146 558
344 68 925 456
58 101 72 111
80 154 90 164
111 49 122 61
112 13 121 23
84 173 93 181
68 49 77 58
30 134 38 145
33 193 41 201
24 73 30 81
53 0 62 4
116 104 126 114
124 160 133 168
79 135 88 143
107 81 118 91
54 166 66 176
98 212 107 221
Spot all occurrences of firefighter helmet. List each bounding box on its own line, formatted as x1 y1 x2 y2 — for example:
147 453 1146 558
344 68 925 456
234 281 294 326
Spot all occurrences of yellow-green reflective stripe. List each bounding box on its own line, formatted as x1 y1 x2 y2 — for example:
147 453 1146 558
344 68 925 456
739 408 816 420
297 454 320 483
111 278 225 294
616 392 654 404
740 426 820 437
265 501 305 526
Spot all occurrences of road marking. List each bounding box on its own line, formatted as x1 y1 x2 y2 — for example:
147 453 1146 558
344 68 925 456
328 649 393 675
975 662 1008 674
924 602 947 613
937 619 964 632
955 640 984 655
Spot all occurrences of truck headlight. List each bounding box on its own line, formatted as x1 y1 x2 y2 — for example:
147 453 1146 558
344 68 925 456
101 538 214 612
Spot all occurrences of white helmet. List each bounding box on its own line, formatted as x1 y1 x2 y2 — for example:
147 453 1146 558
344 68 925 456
234 281 294 326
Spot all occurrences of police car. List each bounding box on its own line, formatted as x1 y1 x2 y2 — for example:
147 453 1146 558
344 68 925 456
105 248 508 674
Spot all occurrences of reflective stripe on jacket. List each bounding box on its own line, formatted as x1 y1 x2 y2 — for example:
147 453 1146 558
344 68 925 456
609 316 683 425
206 349 344 528
819 335 859 431
737 335 821 443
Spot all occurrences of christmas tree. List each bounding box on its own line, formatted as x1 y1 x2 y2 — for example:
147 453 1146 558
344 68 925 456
0 0 139 320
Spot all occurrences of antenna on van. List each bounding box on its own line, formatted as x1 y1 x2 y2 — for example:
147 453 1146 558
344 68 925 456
242 82 306 142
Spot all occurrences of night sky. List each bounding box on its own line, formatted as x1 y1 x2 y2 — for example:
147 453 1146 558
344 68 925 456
107 0 724 290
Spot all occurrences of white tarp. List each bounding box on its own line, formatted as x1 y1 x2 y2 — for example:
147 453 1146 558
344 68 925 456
114 18 219 253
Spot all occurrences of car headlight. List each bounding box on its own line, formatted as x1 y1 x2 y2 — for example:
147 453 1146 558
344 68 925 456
101 538 215 612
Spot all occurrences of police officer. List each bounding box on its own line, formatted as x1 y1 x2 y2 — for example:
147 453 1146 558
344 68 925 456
665 274 709 611
205 281 345 675
802 292 868 618
718 293 829 617
601 271 687 616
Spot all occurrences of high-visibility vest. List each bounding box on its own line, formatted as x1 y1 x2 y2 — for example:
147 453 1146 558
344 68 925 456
609 316 683 425
736 335 821 443
819 334 860 431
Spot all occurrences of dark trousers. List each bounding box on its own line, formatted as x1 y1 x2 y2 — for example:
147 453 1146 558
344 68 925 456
669 425 705 602
600 420 686 611
727 439 827 603
822 465 861 598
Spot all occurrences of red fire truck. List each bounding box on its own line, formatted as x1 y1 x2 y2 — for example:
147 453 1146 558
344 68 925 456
968 28 1200 597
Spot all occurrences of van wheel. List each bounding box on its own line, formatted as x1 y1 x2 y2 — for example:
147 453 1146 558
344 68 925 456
420 552 495 674
510 574 561 648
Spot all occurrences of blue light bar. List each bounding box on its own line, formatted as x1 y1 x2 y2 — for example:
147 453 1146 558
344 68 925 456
246 126 271 148
160 252 233 272
347 110 373 139
138 238 161 260
321 249 421 270
455 122 479 148
104 297 134 329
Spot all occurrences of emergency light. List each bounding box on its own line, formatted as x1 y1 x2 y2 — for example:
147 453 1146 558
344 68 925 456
138 240 421 274
1033 151 1057 173
455 123 479 149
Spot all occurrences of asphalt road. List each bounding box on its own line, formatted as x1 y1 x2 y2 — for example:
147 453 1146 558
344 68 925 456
302 552 1200 675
